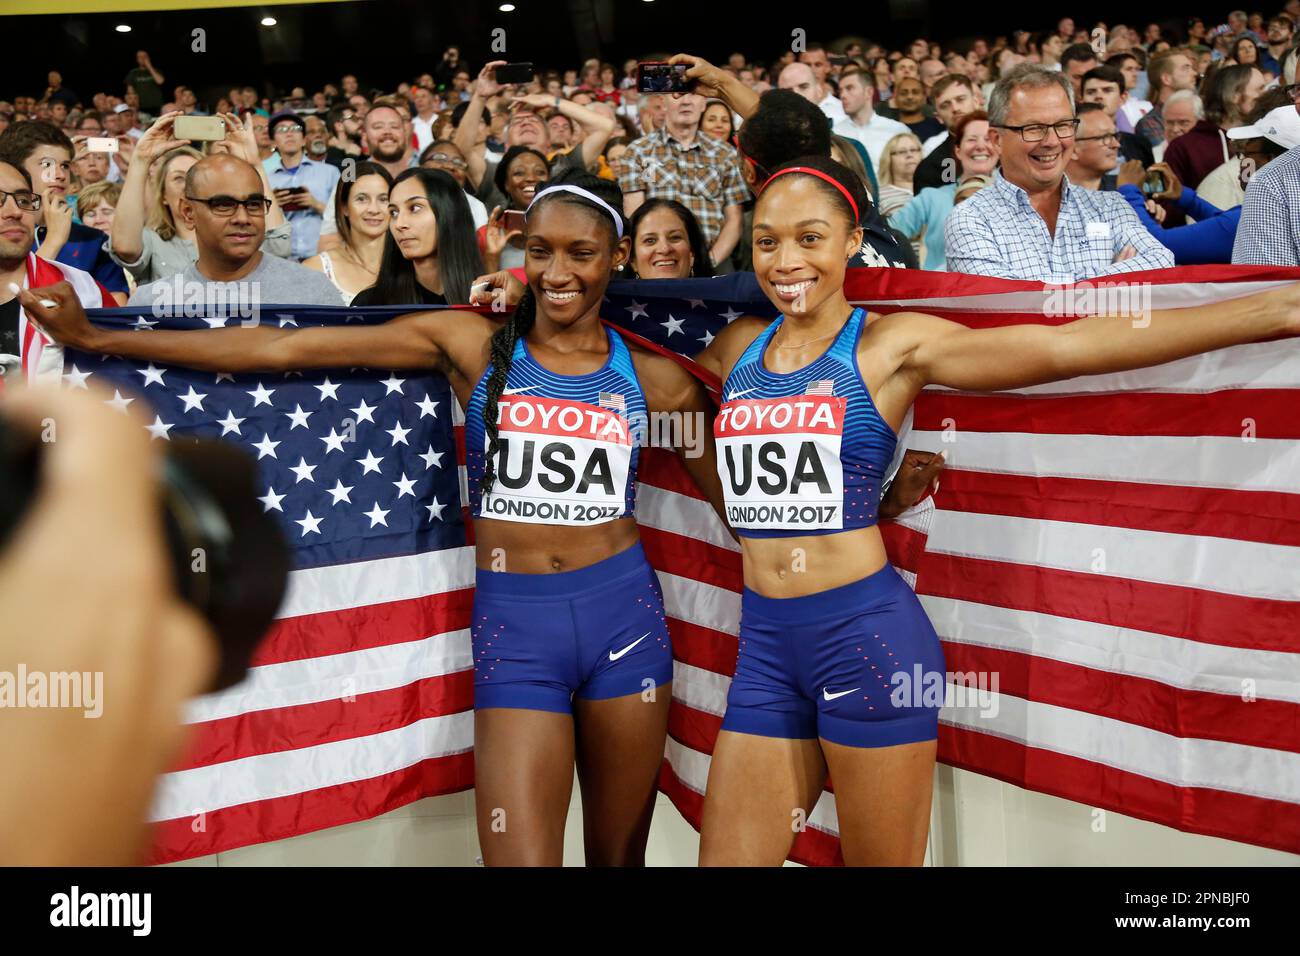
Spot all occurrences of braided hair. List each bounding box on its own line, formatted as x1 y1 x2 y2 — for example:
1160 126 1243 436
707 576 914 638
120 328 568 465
479 166 626 495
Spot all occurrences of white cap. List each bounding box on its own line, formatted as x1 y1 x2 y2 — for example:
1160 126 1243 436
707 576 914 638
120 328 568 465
1227 106 1300 151
113 102 134 114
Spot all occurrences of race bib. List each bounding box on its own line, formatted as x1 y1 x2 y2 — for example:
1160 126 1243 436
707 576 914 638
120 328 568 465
715 395 846 531
480 395 632 526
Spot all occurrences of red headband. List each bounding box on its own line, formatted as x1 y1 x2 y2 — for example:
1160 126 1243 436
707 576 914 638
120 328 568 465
758 166 860 223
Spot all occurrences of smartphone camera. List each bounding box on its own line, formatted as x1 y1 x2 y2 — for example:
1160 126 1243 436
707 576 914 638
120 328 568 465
638 62 692 94
1140 170 1166 197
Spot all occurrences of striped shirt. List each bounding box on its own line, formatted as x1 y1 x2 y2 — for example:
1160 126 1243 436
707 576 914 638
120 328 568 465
1232 145 1300 266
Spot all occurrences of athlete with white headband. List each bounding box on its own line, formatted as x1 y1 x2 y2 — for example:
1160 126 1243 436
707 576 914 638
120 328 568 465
688 153 1300 866
25 167 727 868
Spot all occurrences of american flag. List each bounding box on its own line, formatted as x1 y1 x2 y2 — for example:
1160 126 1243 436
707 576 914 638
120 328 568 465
67 264 1300 864
604 265 1300 863
64 304 475 864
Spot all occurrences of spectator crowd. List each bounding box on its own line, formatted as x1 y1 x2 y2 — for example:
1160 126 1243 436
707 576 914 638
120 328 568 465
2 7 1299 353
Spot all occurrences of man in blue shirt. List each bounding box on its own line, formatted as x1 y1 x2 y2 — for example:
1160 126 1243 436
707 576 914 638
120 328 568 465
946 64 1173 281
262 111 340 261
0 121 129 303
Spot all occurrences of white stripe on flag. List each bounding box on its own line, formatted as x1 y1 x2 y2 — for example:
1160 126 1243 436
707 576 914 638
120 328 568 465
277 546 475 618
637 483 740 552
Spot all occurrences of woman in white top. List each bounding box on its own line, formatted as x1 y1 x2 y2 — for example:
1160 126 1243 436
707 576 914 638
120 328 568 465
304 161 392 304
875 132 924 261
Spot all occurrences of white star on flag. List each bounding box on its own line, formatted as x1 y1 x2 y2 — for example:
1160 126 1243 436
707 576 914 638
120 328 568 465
216 409 245 435
625 300 649 320
419 445 444 469
178 385 207 412
315 378 341 401
202 316 228 329
698 329 715 347
247 382 276 407
285 403 313 429
277 314 299 327
132 315 158 330
258 486 286 513
252 433 281 459
320 428 348 453
215 372 235 383
356 449 384 475
426 497 446 521
661 314 684 336
393 472 418 498
63 365 91 389
415 393 440 418
364 501 390 528
687 298 707 310
295 510 324 536
289 457 318 483
104 389 134 413
145 415 173 440
326 479 353 505
386 421 412 446
350 399 377 423
721 307 743 322
137 363 166 387
381 374 406 395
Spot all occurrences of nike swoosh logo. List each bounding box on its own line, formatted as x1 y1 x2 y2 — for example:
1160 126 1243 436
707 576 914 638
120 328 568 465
822 687 860 701
726 387 759 401
609 632 651 662
502 385 541 395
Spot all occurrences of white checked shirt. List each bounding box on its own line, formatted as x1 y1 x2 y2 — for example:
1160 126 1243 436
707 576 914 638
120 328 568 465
945 170 1174 281
1232 145 1300 266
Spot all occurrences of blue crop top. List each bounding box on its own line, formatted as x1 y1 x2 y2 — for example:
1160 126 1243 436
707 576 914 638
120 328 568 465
714 308 897 537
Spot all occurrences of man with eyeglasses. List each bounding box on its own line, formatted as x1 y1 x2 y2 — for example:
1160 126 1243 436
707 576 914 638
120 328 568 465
1232 89 1300 265
418 140 490 229
946 64 1173 280
263 110 340 262
1067 104 1122 190
127 153 342 309
0 158 116 383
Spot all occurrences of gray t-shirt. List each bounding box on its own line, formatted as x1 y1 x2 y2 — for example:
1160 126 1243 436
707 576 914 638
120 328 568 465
127 252 345 313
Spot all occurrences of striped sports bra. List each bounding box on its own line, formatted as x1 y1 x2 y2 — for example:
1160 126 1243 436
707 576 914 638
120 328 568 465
715 307 897 537
465 325 646 527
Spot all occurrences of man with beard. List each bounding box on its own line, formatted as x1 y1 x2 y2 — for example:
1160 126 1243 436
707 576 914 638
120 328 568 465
913 75 982 191
316 102 411 253
0 159 115 384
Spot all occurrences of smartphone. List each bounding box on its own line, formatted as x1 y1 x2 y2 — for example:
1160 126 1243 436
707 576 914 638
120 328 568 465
828 54 851 67
495 62 534 85
174 114 227 142
1141 170 1166 197
638 61 692 94
86 137 119 153
502 210 527 233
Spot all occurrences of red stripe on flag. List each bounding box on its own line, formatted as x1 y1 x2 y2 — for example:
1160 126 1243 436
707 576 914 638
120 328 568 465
941 642 1300 754
934 469 1300 548
919 552 1299 654
640 526 741 592
668 697 724 755
148 752 475 864
915 390 1300 439
175 671 475 770
668 618 739 676
253 589 474 666
938 725 1300 854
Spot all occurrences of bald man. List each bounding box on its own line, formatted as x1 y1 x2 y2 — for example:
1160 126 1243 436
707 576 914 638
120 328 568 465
129 154 343 310
778 61 846 120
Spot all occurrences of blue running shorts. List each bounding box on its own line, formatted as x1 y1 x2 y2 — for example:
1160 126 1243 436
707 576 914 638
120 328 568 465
472 540 673 714
721 562 945 748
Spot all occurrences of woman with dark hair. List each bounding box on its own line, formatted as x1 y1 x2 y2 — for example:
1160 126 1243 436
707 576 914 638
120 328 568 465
699 99 735 142
1166 64 1267 191
304 160 392 303
481 145 549 272
626 198 713 279
1233 36 1261 67
688 154 1299 865
27 166 728 867
350 166 483 306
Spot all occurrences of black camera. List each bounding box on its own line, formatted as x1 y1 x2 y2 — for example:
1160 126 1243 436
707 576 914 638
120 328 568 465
0 419 291 693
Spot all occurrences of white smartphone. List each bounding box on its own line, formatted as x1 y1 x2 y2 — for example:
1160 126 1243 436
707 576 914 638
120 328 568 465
86 137 119 153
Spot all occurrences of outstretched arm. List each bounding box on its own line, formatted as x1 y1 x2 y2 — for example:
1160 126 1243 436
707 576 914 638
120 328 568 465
897 283 1299 392
19 281 496 378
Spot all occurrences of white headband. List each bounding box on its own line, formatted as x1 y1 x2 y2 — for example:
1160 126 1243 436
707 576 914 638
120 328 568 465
525 184 624 238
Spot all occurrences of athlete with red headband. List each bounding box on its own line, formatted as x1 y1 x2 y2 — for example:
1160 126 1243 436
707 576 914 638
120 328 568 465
693 154 1300 866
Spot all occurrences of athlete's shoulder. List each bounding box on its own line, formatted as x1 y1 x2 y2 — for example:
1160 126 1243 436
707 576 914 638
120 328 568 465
695 315 773 379
625 340 713 412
